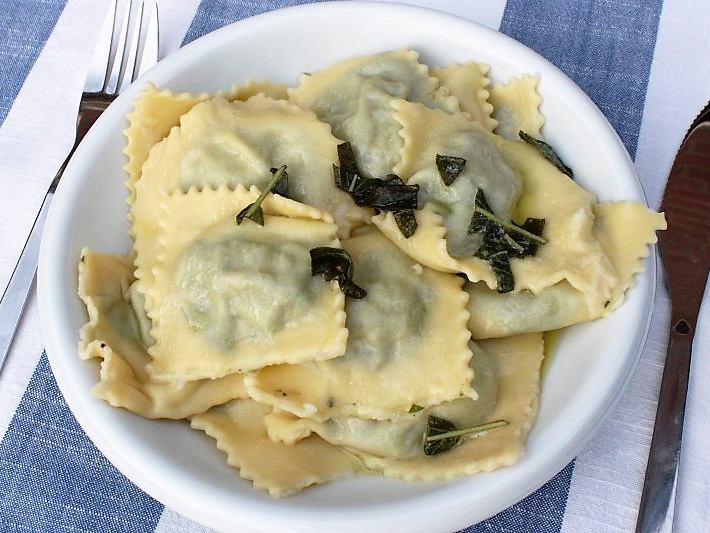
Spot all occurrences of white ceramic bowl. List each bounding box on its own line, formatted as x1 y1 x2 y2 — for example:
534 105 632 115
38 2 655 532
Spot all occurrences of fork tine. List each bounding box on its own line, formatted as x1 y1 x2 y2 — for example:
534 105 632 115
120 1 144 91
134 3 159 81
104 0 133 94
84 0 116 92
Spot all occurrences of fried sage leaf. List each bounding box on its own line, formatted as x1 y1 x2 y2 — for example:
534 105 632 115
236 165 288 226
333 144 419 210
333 143 419 238
519 130 574 179
423 415 458 456
486 251 515 293
436 154 467 186
337 141 361 180
392 209 418 238
370 174 418 211
469 189 506 242
469 189 546 293
513 217 546 257
423 415 509 456
310 246 367 299
386 174 418 238
269 166 289 198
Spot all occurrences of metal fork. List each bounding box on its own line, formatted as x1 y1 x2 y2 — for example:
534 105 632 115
0 0 159 374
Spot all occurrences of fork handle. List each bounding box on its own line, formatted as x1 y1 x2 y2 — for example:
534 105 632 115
0 185 55 373
0 103 107 375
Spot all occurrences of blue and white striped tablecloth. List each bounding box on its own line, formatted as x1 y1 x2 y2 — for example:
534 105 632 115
1 1 709 531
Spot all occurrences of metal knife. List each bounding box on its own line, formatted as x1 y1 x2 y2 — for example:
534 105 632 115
636 102 710 533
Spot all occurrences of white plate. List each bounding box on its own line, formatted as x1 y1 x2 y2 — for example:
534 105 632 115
37 2 655 532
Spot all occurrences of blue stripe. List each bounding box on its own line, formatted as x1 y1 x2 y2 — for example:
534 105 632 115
0 353 163 533
0 0 68 128
499 0 664 159
463 462 575 532
182 0 331 46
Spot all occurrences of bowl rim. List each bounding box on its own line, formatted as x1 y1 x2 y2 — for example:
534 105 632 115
37 2 656 532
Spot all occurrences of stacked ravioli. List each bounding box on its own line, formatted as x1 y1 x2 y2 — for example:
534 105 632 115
77 50 665 497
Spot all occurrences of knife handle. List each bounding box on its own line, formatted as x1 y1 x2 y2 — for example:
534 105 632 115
635 316 695 533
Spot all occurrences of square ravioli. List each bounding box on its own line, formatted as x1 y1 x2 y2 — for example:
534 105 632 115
78 250 247 419
355 333 544 481
190 399 364 497
264 334 543 481
288 49 459 180
130 94 369 310
372 100 522 287
246 229 474 421
144 185 348 382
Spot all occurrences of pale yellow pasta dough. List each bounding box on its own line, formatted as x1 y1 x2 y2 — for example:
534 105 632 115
489 74 544 140
190 400 364 497
592 201 666 311
78 250 246 419
378 131 622 303
432 62 498 131
373 206 495 286
393 101 521 252
124 81 287 210
466 281 595 339
132 95 369 316
145 185 348 382
502 140 619 305
216 78 288 102
466 201 666 338
289 49 459 179
264 340 498 459
245 229 474 421
355 333 543 481
373 99 521 285
124 83 210 211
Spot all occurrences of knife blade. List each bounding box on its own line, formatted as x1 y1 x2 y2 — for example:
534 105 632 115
636 102 710 533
